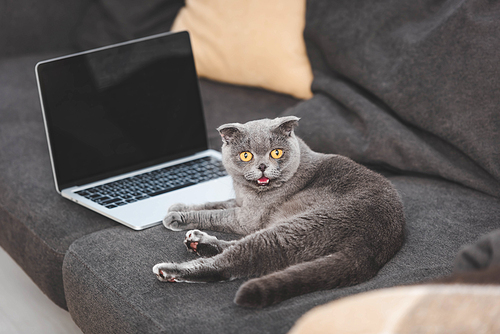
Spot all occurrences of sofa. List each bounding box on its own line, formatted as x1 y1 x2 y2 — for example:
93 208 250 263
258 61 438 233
1 0 499 333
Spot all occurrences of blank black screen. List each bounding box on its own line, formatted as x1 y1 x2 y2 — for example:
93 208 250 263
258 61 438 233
37 32 207 190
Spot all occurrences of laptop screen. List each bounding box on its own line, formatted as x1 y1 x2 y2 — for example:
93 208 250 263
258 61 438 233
36 32 208 191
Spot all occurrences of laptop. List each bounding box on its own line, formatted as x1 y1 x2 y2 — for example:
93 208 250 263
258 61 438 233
35 31 234 230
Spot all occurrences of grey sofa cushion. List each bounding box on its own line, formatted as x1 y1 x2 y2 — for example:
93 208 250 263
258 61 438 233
0 53 299 309
0 0 91 58
297 0 500 198
200 79 300 150
62 175 500 333
75 0 185 50
454 229 500 273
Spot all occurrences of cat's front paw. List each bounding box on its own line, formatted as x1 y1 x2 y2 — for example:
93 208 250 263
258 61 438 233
163 212 187 231
184 229 221 257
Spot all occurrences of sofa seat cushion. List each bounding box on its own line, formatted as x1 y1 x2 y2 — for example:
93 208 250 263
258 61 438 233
62 175 500 333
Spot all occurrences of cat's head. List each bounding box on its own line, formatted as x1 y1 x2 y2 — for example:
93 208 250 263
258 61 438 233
217 116 301 191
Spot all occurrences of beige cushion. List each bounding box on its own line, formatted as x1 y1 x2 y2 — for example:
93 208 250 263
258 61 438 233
171 0 313 99
289 285 500 334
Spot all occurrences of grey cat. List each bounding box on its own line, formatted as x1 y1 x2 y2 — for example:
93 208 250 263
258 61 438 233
153 116 405 308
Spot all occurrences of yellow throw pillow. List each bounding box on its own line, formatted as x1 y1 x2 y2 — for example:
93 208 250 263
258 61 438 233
171 0 313 99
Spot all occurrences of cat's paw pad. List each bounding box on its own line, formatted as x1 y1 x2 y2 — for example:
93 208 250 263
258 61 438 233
153 263 179 282
184 229 221 257
163 212 184 231
168 203 189 212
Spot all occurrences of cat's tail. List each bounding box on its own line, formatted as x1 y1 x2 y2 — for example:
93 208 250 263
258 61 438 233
234 250 378 308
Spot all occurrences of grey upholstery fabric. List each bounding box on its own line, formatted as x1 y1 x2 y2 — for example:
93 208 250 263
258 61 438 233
0 0 91 57
63 175 500 333
285 0 500 198
200 79 300 150
454 228 500 273
75 0 185 50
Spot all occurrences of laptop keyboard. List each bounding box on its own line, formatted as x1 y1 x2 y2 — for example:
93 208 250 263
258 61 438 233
75 156 227 209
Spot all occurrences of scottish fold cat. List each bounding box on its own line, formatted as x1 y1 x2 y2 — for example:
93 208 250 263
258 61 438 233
153 116 405 308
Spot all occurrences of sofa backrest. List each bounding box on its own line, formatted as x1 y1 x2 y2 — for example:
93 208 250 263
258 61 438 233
0 0 92 58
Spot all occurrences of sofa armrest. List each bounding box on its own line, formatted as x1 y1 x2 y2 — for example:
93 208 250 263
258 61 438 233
0 0 92 58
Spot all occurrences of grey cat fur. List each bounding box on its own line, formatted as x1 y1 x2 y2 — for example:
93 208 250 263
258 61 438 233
153 116 405 308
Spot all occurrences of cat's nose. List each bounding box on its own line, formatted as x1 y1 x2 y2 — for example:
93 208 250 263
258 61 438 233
258 163 267 171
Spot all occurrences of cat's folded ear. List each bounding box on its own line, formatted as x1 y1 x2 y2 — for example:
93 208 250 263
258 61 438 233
217 123 244 145
273 116 300 137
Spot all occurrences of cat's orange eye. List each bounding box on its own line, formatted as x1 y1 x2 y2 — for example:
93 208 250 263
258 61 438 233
239 151 253 162
270 149 283 159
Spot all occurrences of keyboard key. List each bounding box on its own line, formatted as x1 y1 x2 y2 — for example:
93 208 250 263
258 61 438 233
101 198 121 205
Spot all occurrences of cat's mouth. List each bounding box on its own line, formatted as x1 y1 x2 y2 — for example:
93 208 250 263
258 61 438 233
257 177 270 186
